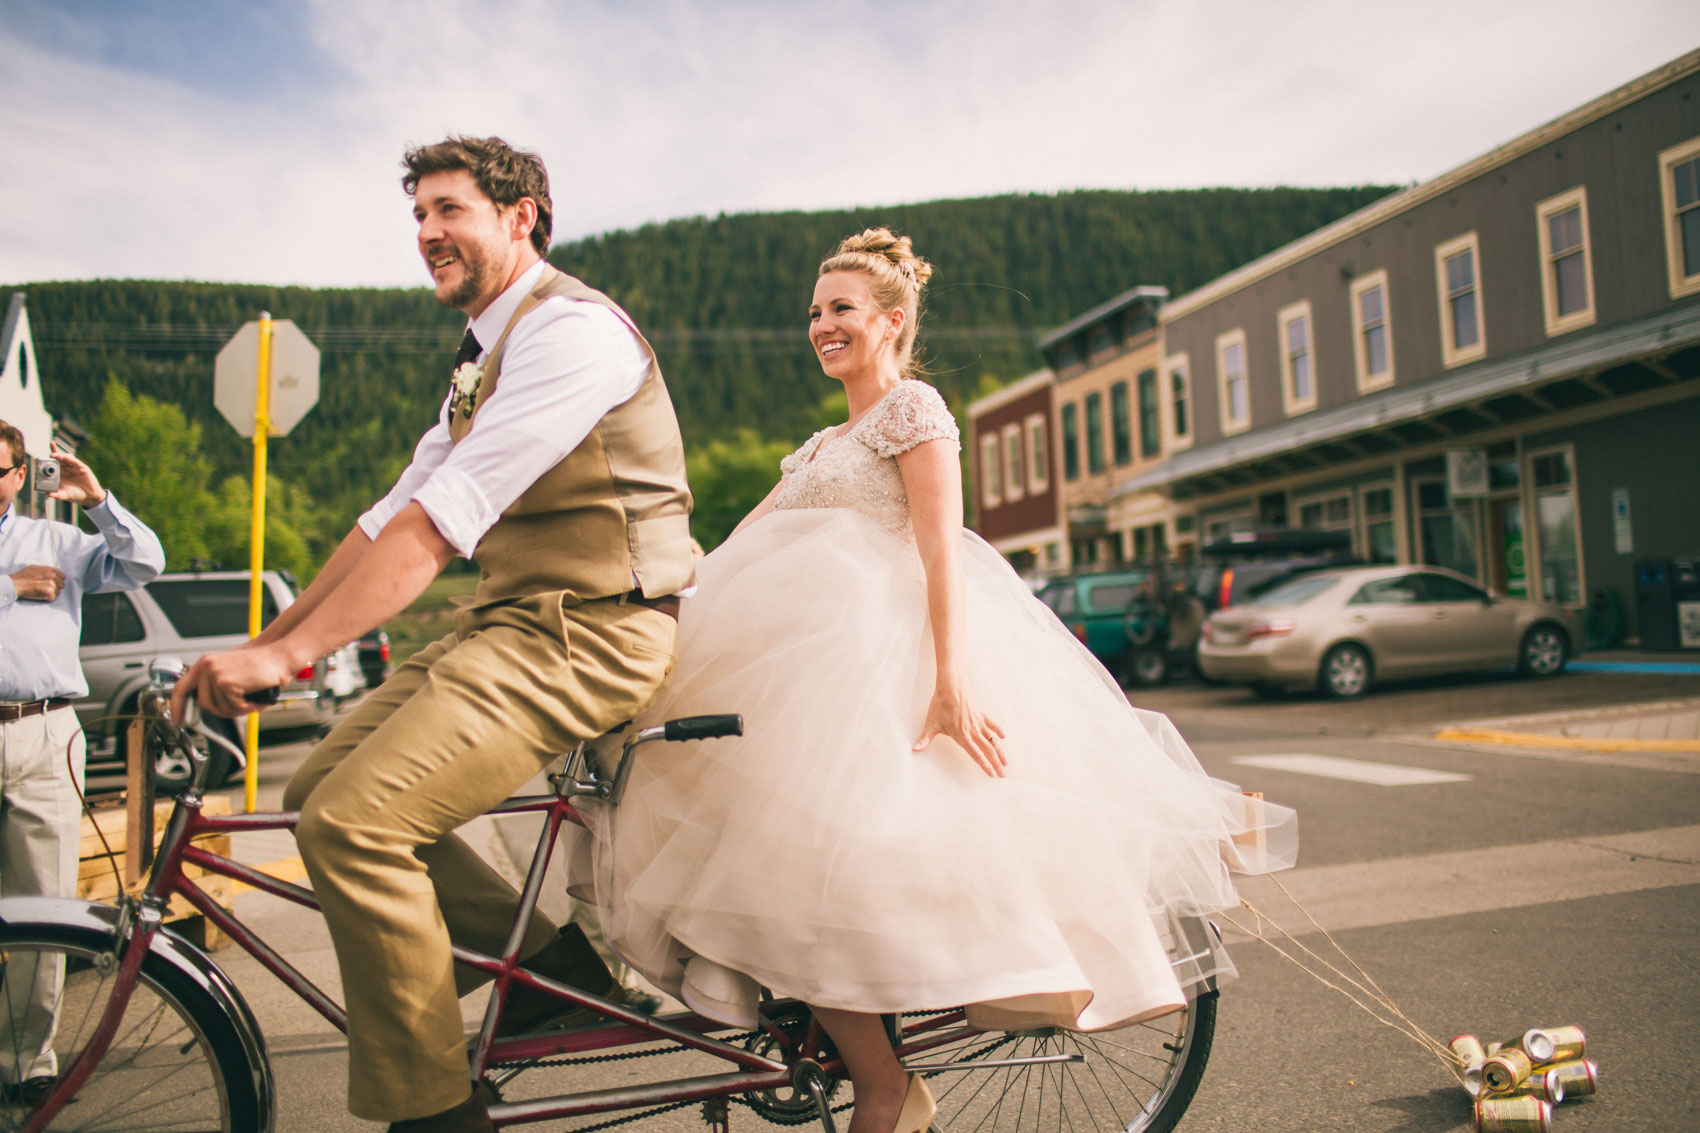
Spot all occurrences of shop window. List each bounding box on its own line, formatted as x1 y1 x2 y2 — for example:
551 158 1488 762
1216 329 1249 435
1000 423 1024 503
1165 354 1192 449
1278 301 1317 415
1350 270 1394 392
1659 135 1700 299
1061 402 1080 481
1110 382 1133 466
1085 392 1105 475
1536 186 1595 335
1296 491 1353 532
979 433 1001 509
1528 447 1582 605
1413 478 1477 578
1024 414 1049 494
1435 232 1486 367
1359 484 1397 563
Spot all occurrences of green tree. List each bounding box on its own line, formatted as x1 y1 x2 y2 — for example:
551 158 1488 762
202 474 326 582
686 429 796 550
78 379 218 569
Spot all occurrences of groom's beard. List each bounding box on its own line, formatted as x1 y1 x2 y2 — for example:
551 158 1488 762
433 238 499 311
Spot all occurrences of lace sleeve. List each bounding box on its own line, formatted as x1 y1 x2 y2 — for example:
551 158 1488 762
779 429 828 477
864 381 960 458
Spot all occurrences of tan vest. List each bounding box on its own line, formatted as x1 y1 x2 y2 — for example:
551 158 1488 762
449 265 694 606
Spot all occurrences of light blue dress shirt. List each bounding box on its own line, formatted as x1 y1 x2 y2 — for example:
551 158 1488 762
0 496 166 701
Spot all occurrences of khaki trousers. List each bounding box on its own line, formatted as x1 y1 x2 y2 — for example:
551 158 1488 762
283 593 676 1122
0 706 86 1084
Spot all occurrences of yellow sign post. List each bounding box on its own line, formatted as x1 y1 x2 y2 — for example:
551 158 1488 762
242 313 274 813
214 314 320 811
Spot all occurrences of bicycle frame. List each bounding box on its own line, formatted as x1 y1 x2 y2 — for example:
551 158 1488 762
38 703 1026 1132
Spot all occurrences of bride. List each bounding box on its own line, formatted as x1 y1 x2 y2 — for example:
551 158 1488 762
588 228 1296 1133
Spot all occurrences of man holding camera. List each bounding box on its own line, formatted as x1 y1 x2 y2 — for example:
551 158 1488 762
0 419 166 1102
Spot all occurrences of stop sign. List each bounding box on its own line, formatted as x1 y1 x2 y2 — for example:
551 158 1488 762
215 319 320 437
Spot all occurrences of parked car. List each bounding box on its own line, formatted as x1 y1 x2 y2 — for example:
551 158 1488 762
1036 567 1194 687
1189 526 1360 614
1196 565 1584 698
357 627 394 689
76 570 337 791
324 639 367 705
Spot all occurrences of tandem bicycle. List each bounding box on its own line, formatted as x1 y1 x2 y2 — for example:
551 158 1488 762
0 657 1223 1133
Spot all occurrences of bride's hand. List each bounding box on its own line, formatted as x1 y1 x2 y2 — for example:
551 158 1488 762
914 686 1007 778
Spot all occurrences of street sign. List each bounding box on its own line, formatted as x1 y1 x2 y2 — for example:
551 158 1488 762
215 319 320 437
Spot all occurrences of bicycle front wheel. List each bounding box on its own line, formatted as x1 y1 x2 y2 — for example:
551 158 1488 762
908 988 1217 1133
0 923 263 1132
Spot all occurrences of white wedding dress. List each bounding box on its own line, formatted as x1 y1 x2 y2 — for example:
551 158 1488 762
585 379 1296 1032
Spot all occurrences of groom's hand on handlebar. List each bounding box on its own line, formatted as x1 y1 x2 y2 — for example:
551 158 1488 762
172 644 295 723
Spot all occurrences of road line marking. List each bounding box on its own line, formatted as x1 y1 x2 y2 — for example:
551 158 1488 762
1228 824 1700 941
1436 727 1700 753
1232 753 1472 786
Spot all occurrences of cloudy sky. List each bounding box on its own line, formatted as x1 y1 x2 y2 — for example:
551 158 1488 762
3 0 1697 290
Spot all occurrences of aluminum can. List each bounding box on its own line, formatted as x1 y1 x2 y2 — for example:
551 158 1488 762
1450 1035 1487 1096
1509 1028 1556 1063
1543 1058 1598 1098
1475 1095 1553 1133
1482 1047 1533 1094
1531 1025 1586 1063
1508 1068 1563 1104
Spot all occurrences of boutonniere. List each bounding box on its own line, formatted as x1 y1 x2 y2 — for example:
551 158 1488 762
449 361 484 418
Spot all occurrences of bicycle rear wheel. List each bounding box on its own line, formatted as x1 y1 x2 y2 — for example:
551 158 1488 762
908 984 1217 1133
0 924 262 1132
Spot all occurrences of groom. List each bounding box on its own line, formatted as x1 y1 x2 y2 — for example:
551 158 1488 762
176 135 695 1133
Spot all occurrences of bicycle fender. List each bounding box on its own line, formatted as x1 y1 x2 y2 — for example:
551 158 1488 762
0 896 277 1133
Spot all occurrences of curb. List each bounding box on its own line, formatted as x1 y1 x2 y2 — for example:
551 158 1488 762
1433 727 1700 753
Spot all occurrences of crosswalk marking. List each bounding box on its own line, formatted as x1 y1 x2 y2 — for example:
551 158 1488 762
1232 753 1472 786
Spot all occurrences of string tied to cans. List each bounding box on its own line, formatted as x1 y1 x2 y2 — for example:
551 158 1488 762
1216 874 1597 1133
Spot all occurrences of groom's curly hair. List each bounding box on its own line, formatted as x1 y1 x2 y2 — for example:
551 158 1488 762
401 135 553 256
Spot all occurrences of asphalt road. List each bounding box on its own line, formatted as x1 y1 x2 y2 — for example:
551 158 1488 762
191 665 1699 1132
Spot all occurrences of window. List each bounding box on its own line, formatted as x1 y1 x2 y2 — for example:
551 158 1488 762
1215 329 1249 435
1413 478 1477 578
80 591 146 646
1536 186 1595 335
1001 423 1024 503
1659 136 1700 299
1055 338 1083 370
1414 572 1487 603
1296 492 1353 531
1061 402 1080 481
1528 446 1583 606
1024 414 1049 494
1277 301 1316 415
1350 576 1421 605
1435 232 1486 367
979 433 1001 509
1089 326 1115 357
1359 484 1397 563
1110 381 1133 466
1084 392 1105 474
146 579 281 638
1136 369 1161 459
1164 354 1192 449
1350 270 1394 391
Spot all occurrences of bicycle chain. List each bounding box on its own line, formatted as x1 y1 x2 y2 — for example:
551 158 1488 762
505 1013 1013 1129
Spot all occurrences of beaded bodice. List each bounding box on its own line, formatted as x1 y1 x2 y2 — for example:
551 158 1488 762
773 380 961 534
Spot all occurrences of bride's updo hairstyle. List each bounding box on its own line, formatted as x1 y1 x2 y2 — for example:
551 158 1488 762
819 227 934 378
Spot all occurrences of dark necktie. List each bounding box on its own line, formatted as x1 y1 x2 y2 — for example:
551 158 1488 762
454 328 481 369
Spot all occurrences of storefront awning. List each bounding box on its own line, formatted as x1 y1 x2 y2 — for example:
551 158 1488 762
1125 305 1700 500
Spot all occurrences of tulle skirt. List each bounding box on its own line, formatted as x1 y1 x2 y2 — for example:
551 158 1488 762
582 508 1296 1032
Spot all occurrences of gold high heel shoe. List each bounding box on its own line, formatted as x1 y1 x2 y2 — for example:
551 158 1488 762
893 1071 936 1133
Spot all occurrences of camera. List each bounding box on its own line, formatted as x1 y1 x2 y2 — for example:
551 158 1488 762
31 455 61 494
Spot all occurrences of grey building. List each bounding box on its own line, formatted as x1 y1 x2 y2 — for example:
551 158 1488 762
1130 48 1700 646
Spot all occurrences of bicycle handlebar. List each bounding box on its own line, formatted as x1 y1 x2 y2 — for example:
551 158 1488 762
662 714 744 741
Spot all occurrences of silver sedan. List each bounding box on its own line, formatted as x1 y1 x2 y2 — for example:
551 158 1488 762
1196 565 1584 698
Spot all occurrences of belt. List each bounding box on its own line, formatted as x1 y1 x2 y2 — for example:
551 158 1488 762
0 699 72 722
624 591 681 620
